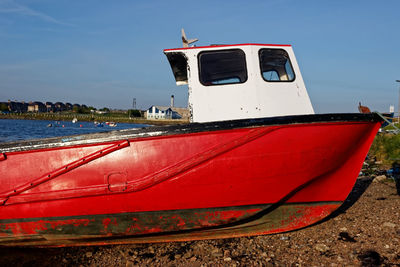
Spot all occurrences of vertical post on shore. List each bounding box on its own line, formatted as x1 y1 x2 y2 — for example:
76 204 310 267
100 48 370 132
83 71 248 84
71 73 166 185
397 80 400 124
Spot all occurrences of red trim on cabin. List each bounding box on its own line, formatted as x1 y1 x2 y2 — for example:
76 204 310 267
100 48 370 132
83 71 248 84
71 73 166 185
164 43 292 52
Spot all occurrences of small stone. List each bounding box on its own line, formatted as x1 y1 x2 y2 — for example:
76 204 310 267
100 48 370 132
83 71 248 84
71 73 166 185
190 256 197 262
175 254 181 259
223 250 230 257
340 227 347 232
385 245 390 249
85 252 93 258
62 258 68 263
212 248 223 257
261 252 268 257
383 222 396 228
315 244 329 253
373 175 386 183
224 257 232 262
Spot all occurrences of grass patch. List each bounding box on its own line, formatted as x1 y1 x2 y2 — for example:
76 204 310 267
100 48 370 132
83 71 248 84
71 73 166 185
369 133 400 168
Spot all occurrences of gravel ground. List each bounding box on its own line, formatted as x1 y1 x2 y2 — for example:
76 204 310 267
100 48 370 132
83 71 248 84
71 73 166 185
0 176 399 267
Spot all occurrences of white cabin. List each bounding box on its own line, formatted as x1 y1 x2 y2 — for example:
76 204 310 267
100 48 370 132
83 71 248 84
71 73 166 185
164 43 314 123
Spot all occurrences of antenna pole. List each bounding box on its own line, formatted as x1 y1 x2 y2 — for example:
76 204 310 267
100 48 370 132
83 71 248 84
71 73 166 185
397 80 400 124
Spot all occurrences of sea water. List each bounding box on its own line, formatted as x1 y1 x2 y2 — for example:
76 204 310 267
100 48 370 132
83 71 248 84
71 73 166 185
0 119 148 143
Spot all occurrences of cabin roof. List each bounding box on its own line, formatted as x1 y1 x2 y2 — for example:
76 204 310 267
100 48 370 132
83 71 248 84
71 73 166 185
164 43 291 52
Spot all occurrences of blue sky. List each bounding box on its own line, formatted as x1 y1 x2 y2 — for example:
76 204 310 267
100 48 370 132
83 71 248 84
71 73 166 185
0 0 399 113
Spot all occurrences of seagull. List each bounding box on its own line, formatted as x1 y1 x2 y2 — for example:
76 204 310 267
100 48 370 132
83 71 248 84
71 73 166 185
181 28 198 48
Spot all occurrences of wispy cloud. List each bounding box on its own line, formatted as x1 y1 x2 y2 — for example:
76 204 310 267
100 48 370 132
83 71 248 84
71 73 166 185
0 0 74 26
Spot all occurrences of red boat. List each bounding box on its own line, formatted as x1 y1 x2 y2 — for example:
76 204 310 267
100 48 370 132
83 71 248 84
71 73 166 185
0 33 382 247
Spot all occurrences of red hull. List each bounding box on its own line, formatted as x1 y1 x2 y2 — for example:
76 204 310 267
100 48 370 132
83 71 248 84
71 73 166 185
0 114 381 246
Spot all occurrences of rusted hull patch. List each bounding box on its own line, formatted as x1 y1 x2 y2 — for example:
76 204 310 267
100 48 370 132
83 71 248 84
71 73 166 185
0 202 341 247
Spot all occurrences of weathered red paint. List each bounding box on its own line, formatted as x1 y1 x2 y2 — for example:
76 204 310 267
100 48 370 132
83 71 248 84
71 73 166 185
1 218 93 236
0 118 381 246
0 203 340 247
0 140 130 205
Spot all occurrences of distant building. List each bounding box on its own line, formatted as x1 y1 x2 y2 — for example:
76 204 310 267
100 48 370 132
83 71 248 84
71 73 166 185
28 101 46 112
0 100 90 113
171 107 190 120
45 102 55 112
6 101 28 113
54 102 66 112
146 106 186 120
146 95 189 120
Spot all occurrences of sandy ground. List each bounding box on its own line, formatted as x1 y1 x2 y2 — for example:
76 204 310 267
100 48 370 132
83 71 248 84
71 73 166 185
0 176 399 267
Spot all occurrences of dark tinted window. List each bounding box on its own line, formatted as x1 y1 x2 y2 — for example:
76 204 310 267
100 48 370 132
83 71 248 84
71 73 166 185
259 49 295 82
198 49 247 86
166 52 188 84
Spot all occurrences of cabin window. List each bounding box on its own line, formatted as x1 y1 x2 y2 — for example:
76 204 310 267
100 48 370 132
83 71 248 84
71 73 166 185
165 52 188 85
259 49 295 82
198 49 247 86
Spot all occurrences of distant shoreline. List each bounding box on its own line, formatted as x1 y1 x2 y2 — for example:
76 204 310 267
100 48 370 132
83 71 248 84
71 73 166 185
0 113 189 126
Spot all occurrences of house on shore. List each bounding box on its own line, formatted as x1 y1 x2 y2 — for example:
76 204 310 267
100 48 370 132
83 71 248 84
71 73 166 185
7 101 28 113
54 102 66 112
1 100 88 113
45 102 55 112
146 95 189 120
27 101 46 112
146 106 181 120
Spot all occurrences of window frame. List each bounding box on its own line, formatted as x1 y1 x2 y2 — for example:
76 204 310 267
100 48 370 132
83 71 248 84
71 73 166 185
198 48 248 86
258 48 296 83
